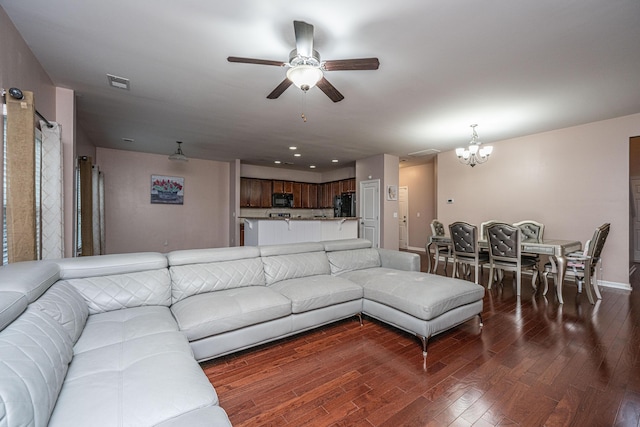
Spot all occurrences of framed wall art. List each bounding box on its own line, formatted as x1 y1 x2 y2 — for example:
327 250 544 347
151 175 184 205
386 185 398 201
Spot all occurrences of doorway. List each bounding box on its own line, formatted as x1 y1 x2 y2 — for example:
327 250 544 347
630 136 640 268
398 186 408 249
359 180 380 248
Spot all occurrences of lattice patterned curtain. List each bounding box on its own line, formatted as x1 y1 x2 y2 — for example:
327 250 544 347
40 120 64 259
4 90 37 262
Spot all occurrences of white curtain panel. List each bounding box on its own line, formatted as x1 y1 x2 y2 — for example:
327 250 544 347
40 121 64 259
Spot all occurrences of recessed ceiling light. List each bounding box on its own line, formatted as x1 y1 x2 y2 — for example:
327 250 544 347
309 165 316 169
289 146 297 150
294 153 301 157
274 160 281 164
332 159 339 163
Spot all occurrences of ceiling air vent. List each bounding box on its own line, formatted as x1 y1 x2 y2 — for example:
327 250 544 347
107 74 130 90
408 148 441 157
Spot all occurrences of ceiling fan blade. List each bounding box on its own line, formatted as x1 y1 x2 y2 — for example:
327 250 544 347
227 56 286 67
323 58 380 71
293 20 314 58
316 77 344 103
267 78 293 99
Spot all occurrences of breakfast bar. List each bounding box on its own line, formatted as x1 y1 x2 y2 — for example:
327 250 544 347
243 217 358 246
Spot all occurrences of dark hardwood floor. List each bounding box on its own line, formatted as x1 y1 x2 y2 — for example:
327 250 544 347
201 254 640 426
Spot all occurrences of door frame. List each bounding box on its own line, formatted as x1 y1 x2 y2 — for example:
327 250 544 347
398 186 409 249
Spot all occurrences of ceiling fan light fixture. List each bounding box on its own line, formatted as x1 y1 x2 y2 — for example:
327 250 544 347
168 141 188 162
286 65 323 91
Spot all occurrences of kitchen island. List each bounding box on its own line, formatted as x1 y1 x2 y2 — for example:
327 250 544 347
242 217 358 246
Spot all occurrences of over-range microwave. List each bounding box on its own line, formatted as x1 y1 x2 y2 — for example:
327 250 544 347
272 193 293 208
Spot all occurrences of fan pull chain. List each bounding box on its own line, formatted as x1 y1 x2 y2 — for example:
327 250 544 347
300 91 307 122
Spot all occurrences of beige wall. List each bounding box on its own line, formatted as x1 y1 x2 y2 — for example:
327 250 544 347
399 162 436 249
437 113 640 286
630 136 640 177
0 7 55 119
241 163 355 183
96 147 230 254
355 153 399 249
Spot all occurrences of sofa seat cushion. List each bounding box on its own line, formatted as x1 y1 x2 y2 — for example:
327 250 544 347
171 287 291 341
73 306 178 354
340 268 485 321
269 275 363 314
49 331 218 427
154 406 232 427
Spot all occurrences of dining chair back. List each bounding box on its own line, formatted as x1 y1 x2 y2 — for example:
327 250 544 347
449 221 489 285
541 223 610 304
513 220 545 242
486 222 539 297
427 220 452 275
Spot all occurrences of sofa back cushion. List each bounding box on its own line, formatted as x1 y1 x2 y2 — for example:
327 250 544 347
259 242 331 285
55 253 171 315
170 258 266 303
167 247 266 303
32 282 89 344
0 307 73 427
326 248 381 275
0 292 27 332
0 260 60 303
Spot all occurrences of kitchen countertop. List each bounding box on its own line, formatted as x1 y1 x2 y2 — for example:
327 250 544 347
242 217 359 221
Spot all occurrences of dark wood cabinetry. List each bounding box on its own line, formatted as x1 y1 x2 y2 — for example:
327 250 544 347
240 178 273 208
240 177 355 209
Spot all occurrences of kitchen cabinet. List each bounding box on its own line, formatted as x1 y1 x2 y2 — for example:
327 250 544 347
240 178 272 208
260 180 272 207
240 178 252 207
292 182 302 207
240 177 355 209
308 184 317 209
272 180 284 193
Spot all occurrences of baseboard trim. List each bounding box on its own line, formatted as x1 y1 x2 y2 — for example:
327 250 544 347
598 280 632 292
407 246 426 253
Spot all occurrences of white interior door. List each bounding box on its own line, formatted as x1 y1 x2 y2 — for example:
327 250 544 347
359 180 380 248
398 186 408 249
632 178 640 262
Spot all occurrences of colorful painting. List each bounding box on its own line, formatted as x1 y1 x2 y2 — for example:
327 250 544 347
151 175 184 205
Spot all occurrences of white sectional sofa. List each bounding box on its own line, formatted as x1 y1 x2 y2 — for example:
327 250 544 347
0 239 484 427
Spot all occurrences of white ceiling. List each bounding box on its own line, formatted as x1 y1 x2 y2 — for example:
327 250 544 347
3 0 640 171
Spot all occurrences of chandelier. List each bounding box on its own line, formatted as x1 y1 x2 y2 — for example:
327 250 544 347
455 124 493 167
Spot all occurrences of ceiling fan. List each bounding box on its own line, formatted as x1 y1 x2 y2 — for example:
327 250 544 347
228 20 379 102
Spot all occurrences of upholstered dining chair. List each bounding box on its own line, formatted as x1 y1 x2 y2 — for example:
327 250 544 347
513 220 545 242
513 220 545 264
427 219 453 275
449 222 489 285
541 223 610 304
486 222 539 297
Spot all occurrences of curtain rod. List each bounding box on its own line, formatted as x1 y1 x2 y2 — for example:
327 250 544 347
2 87 54 128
